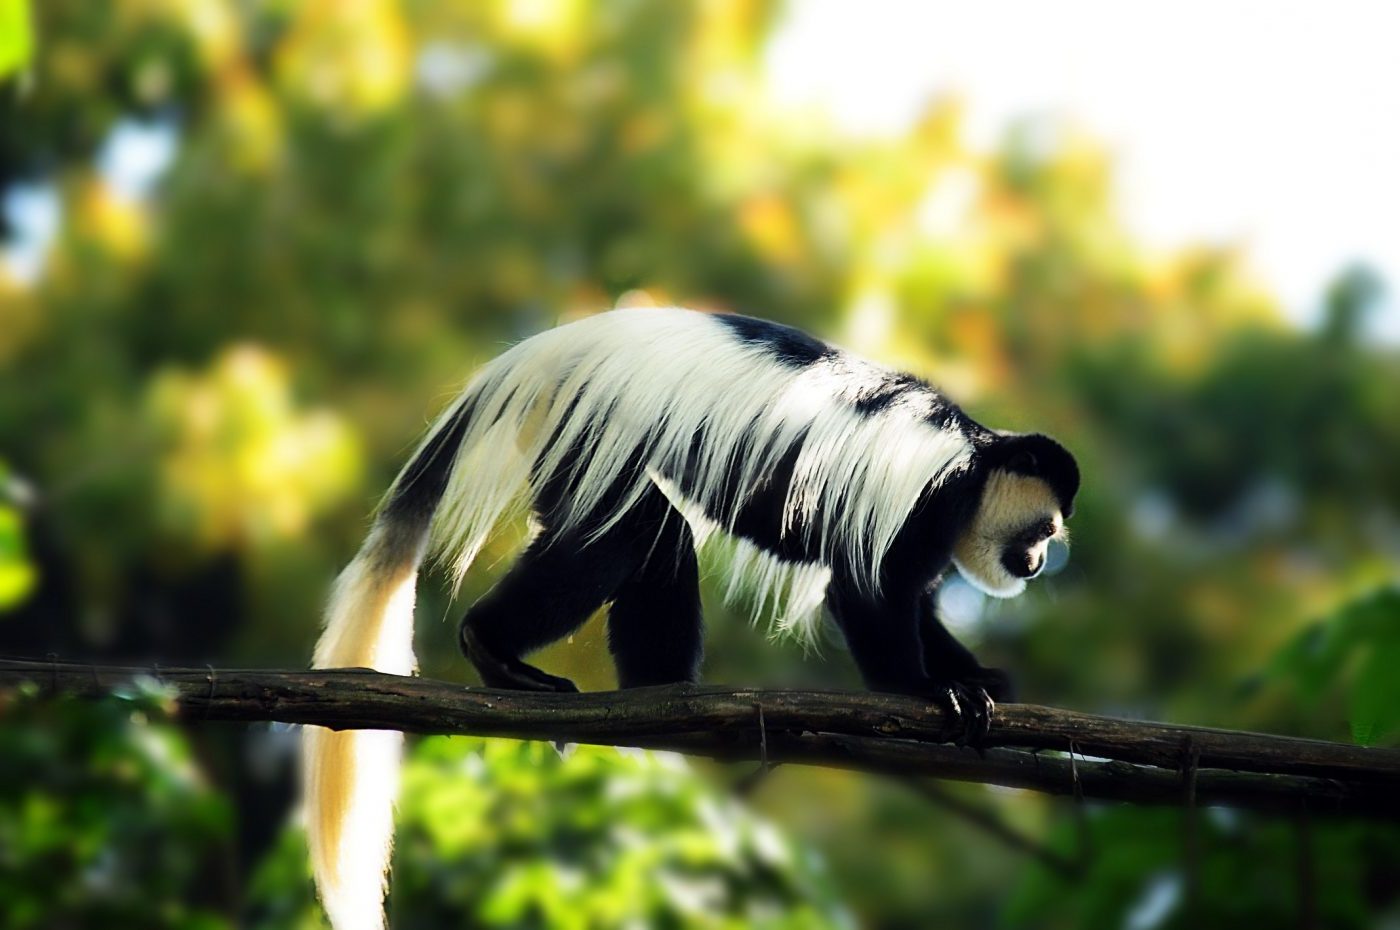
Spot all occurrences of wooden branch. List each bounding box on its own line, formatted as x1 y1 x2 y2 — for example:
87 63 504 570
3 658 1398 819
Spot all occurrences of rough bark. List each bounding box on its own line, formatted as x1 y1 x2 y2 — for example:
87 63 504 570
3 658 1397 818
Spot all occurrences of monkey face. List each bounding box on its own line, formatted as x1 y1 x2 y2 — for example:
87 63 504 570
952 470 1066 598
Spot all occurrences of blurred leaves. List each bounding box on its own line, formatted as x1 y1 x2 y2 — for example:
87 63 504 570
147 346 362 549
0 460 37 610
1003 807 1400 930
0 0 32 79
247 735 851 930
275 0 412 116
0 504 36 609
0 686 232 930
1268 586 1400 747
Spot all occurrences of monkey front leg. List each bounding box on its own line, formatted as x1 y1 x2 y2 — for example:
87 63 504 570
917 592 1014 738
825 582 1001 744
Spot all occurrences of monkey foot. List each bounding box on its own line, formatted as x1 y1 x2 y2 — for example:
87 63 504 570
460 626 579 693
485 662 579 693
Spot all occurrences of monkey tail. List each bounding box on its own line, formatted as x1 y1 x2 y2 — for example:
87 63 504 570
303 398 473 930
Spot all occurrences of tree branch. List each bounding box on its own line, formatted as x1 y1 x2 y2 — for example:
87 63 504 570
3 657 1397 819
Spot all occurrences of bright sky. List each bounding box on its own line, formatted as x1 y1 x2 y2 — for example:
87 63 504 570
766 0 1400 336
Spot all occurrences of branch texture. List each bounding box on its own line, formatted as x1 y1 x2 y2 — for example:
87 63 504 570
4 658 1397 818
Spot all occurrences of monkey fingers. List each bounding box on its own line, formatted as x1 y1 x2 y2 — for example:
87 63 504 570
932 680 996 747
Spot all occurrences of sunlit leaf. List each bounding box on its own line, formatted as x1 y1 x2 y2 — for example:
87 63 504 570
146 346 363 549
0 504 37 610
1340 589 1400 746
0 0 32 79
1268 586 1400 746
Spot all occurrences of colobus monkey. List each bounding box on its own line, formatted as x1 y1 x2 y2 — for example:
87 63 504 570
304 307 1079 930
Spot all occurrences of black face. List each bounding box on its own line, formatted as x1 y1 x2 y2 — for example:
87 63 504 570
1000 517 1057 579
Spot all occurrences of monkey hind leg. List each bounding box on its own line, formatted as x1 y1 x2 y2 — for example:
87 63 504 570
459 530 637 692
607 512 704 689
460 478 704 692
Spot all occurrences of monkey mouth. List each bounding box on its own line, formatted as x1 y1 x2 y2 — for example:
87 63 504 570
1001 549 1044 580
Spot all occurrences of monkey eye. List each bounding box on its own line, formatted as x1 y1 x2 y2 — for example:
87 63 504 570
1017 519 1056 545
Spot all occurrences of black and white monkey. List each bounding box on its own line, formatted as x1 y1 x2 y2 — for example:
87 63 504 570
304 307 1079 930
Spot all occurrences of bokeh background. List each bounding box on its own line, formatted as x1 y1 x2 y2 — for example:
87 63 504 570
2 1 1399 928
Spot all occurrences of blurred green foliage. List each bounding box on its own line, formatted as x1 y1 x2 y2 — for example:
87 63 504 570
1267 586 1400 747
0 681 231 930
249 737 850 930
0 0 32 80
1005 806 1400 930
1 0 1398 927
0 460 37 608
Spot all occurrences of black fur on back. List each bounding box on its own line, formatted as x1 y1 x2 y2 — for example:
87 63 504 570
712 313 834 368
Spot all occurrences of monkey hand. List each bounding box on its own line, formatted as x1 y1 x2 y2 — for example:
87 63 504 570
928 667 1013 747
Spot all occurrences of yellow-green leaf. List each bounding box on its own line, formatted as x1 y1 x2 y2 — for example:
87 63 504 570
0 505 37 610
0 0 33 79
